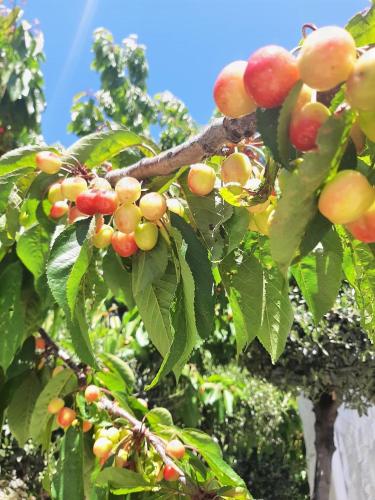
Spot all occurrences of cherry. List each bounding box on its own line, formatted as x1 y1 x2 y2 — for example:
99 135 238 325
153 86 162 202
213 60 257 118
36 151 62 174
111 231 138 258
94 190 118 215
139 192 167 221
48 182 64 204
188 164 216 196
84 384 101 403
298 26 356 91
68 205 87 224
82 421 93 433
358 110 375 143
346 48 375 112
57 407 76 429
163 465 180 482
115 176 142 204
76 190 98 215
114 204 141 233
47 397 65 415
165 439 186 460
289 102 330 151
221 152 252 186
35 337 46 351
93 437 113 459
243 45 299 108
92 224 114 249
318 170 375 224
346 201 375 243
90 177 112 191
50 201 69 219
134 222 159 251
61 177 88 202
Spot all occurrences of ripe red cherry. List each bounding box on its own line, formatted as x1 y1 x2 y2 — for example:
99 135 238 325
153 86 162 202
76 190 98 215
346 201 375 243
35 337 46 351
94 190 118 215
243 45 300 108
50 201 69 219
111 231 138 258
163 465 180 482
57 407 76 429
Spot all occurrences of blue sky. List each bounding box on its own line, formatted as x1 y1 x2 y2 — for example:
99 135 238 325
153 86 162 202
23 0 367 146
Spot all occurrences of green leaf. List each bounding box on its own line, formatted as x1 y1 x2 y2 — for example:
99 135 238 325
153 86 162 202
7 372 41 446
17 224 51 282
47 220 92 314
51 427 84 500
132 237 168 296
346 5 375 45
256 107 281 163
67 129 143 168
102 353 135 390
270 111 354 274
223 207 250 256
95 468 151 493
297 212 332 261
68 299 98 368
102 248 134 309
66 241 92 316
0 145 57 176
30 369 77 444
220 253 263 354
149 227 199 386
0 168 33 213
134 261 177 361
181 176 233 261
292 229 343 324
277 81 302 166
0 262 24 371
257 267 293 362
181 429 245 488
146 407 173 428
171 213 215 339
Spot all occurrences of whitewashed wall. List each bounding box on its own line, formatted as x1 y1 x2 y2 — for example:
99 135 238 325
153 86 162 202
298 396 375 500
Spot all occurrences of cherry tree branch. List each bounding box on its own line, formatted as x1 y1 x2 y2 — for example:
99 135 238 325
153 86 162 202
105 113 257 184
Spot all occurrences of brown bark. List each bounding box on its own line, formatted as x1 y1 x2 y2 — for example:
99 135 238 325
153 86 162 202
313 393 339 500
105 112 257 184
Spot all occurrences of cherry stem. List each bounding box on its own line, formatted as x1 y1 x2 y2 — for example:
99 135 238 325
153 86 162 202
302 23 318 38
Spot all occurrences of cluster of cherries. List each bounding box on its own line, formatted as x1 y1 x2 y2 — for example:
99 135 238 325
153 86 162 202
46 379 185 482
36 151 186 256
212 25 375 242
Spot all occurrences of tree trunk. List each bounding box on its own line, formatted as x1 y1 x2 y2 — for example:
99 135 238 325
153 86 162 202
313 393 339 500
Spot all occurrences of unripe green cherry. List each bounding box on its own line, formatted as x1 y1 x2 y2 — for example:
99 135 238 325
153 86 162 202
115 176 142 204
221 152 252 186
104 427 120 444
48 182 64 204
61 177 88 202
134 222 159 251
114 204 142 233
358 110 375 142
188 164 216 196
92 224 114 249
139 192 167 221
47 397 65 415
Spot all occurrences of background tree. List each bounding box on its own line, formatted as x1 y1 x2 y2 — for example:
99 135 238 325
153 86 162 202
0 4 45 154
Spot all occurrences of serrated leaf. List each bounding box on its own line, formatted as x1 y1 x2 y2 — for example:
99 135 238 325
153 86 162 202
223 207 250 256
181 429 246 488
0 262 24 370
292 229 343 323
257 268 293 362
171 213 215 339
148 227 199 387
66 241 92 316
346 5 375 45
277 81 302 166
0 168 32 213
0 145 57 176
16 224 51 282
95 468 151 492
132 237 168 296
146 407 173 428
30 369 77 444
67 129 143 168
256 107 281 163
102 248 134 309
270 112 354 274
181 176 233 261
220 253 264 354
7 372 41 446
68 299 98 367
102 353 135 390
51 427 84 500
